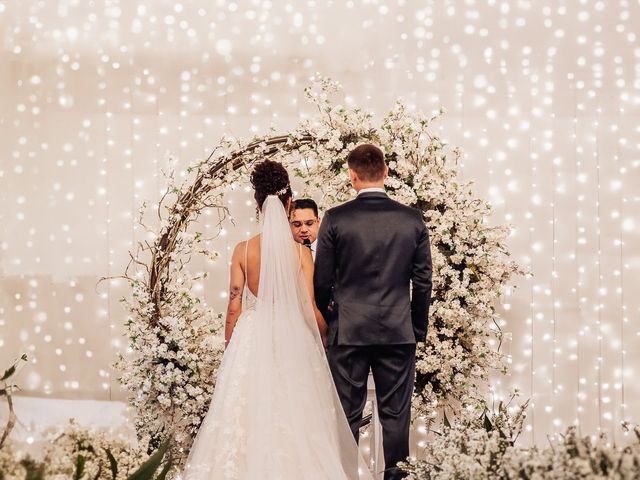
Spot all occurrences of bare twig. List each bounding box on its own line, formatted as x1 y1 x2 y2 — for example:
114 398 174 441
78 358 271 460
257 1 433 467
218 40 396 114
0 391 16 449
0 354 27 449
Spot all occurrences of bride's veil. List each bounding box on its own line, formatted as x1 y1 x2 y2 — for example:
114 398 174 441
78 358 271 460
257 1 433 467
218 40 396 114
246 195 373 479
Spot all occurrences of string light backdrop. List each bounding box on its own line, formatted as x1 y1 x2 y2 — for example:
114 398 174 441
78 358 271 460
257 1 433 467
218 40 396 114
0 0 639 447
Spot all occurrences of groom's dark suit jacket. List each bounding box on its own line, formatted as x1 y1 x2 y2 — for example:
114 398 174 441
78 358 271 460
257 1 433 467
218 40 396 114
314 192 432 346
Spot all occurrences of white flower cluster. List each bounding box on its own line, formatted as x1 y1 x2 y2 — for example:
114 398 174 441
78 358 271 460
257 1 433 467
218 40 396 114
0 421 148 479
401 398 640 479
116 223 225 455
42 420 149 479
500 426 640 479
0 440 28 479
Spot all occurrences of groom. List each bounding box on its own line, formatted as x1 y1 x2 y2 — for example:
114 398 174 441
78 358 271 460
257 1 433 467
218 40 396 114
314 144 432 480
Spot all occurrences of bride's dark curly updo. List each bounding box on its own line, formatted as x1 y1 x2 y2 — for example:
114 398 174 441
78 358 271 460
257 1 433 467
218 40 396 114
250 159 293 211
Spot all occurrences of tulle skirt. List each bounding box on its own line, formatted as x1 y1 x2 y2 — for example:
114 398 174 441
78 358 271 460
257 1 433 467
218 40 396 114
181 306 369 480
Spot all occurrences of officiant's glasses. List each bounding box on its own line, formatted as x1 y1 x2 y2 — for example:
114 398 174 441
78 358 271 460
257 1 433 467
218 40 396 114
290 219 318 229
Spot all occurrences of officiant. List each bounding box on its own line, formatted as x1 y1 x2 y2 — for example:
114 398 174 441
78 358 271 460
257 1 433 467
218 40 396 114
289 198 320 259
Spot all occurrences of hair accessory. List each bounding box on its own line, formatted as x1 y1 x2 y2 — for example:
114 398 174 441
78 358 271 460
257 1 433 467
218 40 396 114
274 185 289 196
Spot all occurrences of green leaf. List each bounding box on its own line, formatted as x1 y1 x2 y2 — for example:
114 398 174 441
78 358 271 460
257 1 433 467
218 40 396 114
0 365 16 382
1 355 27 381
483 412 494 432
155 451 173 480
126 437 171 480
104 448 119 480
74 454 86 480
92 464 103 480
20 457 45 480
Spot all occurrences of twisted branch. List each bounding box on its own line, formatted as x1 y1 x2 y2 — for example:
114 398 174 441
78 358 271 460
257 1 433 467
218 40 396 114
146 134 317 326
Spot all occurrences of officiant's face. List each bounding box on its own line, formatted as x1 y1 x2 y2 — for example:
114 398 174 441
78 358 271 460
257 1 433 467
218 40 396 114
289 208 320 244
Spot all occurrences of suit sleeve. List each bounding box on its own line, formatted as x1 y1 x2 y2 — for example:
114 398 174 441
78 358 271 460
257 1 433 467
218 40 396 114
411 217 432 342
313 210 336 319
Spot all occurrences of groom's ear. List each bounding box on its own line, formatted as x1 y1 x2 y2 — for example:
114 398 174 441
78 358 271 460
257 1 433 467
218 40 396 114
348 168 358 184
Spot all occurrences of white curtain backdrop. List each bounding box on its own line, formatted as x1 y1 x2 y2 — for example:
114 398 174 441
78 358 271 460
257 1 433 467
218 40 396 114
1 0 639 447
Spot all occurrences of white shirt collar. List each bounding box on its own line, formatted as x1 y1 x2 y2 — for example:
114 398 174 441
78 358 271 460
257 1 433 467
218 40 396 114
357 187 386 196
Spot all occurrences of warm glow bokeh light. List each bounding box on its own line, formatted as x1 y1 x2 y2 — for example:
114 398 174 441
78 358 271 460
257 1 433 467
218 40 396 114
0 0 639 447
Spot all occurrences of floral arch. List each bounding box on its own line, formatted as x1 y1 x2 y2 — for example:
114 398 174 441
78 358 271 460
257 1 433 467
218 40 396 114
116 79 522 456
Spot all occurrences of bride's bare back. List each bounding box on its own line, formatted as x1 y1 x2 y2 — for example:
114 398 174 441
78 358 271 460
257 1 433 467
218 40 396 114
223 234 326 347
241 234 301 297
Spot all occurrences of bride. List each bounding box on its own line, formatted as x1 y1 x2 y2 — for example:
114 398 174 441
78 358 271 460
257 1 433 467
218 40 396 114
181 160 374 479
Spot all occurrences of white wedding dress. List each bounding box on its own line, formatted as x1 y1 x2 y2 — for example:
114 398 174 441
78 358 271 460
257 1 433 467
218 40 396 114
181 196 374 480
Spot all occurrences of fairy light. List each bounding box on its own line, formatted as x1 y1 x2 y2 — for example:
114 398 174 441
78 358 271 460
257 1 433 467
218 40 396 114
551 125 558 435
0 0 638 452
618 106 627 436
574 107 584 433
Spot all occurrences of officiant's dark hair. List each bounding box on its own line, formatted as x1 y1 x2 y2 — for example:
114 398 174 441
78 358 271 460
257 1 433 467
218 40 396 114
347 144 386 181
250 159 292 210
291 198 319 218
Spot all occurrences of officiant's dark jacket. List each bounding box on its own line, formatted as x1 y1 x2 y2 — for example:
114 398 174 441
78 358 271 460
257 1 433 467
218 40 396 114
314 191 432 345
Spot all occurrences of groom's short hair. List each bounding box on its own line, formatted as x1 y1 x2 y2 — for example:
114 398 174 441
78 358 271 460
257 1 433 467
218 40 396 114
347 144 386 181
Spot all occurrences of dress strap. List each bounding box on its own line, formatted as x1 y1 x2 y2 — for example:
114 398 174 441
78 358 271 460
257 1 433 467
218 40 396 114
243 240 249 302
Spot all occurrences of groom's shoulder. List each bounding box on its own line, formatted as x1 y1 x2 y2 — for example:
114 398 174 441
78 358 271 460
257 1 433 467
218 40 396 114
385 196 414 211
388 199 425 224
324 198 363 221
327 199 355 215
394 199 423 216
366 194 420 217
327 196 420 219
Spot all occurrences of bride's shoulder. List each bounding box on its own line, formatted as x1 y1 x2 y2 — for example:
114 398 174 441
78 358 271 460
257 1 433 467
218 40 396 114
231 236 259 256
292 239 313 263
236 235 260 247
